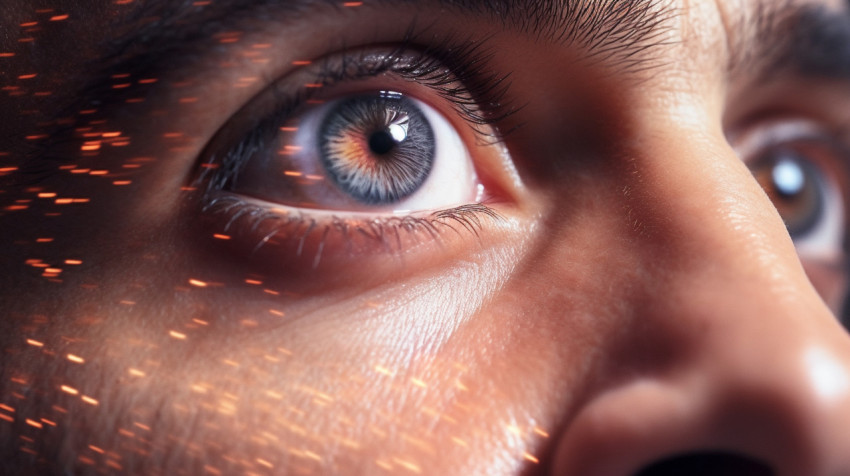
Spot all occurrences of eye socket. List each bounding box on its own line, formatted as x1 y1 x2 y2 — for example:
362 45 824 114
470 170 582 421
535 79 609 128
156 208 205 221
191 46 515 269
231 90 480 213
738 122 848 263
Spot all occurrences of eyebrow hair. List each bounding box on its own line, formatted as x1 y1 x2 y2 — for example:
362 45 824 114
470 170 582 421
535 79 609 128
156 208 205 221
100 0 670 83
730 1 850 81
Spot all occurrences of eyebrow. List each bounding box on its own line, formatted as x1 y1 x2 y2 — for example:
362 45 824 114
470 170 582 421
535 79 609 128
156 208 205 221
734 1 850 81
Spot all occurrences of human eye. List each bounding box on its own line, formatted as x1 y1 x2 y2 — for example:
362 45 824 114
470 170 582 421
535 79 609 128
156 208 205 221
733 119 849 313
190 44 519 271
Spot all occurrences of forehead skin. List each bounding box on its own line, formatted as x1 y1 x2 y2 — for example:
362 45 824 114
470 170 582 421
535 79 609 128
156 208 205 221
2 0 850 475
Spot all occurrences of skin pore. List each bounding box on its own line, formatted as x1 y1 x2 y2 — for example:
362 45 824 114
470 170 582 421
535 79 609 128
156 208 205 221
3 0 850 474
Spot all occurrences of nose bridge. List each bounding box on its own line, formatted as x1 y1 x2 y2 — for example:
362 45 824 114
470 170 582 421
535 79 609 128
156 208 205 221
546 122 850 475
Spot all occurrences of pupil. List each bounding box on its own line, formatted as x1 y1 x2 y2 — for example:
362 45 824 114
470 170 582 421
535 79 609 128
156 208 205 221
368 130 397 156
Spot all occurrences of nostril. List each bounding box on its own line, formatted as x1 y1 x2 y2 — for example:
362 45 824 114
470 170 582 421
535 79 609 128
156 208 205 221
634 452 774 476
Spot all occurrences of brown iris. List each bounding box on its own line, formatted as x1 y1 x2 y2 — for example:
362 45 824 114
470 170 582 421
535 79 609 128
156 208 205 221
753 148 824 237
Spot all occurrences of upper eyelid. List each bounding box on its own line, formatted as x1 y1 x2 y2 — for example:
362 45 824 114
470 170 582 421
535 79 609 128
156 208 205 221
195 43 515 196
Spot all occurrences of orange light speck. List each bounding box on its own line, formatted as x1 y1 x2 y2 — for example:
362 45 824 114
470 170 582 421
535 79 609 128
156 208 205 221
26 339 43 347
20 22 38 27
25 419 43 429
36 238 54 243
128 368 145 377
169 330 187 340
213 234 231 240
49 14 69 21
292 60 311 66
343 1 363 6
88 445 105 454
67 354 84 364
113 180 132 186
188 279 207 287
244 279 262 285
89 170 108 175
37 192 56 198
102 131 122 138
284 171 302 177
256 459 274 469
112 83 131 89
269 309 285 317
0 53 15 58
81 396 99 406
138 78 158 84
523 453 540 464
60 385 79 395
80 142 101 151
65 260 82 265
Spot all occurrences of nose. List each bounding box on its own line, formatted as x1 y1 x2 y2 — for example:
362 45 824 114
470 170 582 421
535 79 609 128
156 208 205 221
547 123 850 476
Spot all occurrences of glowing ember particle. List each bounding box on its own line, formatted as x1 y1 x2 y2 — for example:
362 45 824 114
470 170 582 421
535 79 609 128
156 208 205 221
0 414 13 423
213 234 230 240
0 53 15 58
0 404 14 413
128 368 145 377
19 74 37 80
60 385 79 395
88 445 105 454
45 268 62 273
55 198 73 204
280 126 298 132
67 354 84 364
410 378 427 388
112 83 131 89
138 78 158 84
343 1 364 5
26 339 44 347
40 418 56 427
256 459 273 468
169 330 187 340
393 458 421 473
81 396 99 406
80 142 101 151
113 180 132 185
192 318 209 325
49 14 69 21
65 260 82 265
25 134 47 140
89 170 108 175
102 131 122 138
37 192 55 198
534 427 550 438
451 437 468 447
133 422 151 431
306 174 324 180
269 309 285 317
25 419 43 429
292 60 311 65
188 279 207 287
244 279 262 285
523 452 540 464
284 171 302 177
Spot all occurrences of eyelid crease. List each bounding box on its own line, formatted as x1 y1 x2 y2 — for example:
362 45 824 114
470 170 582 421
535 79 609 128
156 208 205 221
200 193 504 268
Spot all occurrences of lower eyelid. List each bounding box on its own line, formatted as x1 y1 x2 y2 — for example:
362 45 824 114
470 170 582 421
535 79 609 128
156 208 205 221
193 191 508 275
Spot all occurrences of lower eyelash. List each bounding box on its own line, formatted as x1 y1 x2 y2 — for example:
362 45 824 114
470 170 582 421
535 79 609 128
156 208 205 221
201 194 503 268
